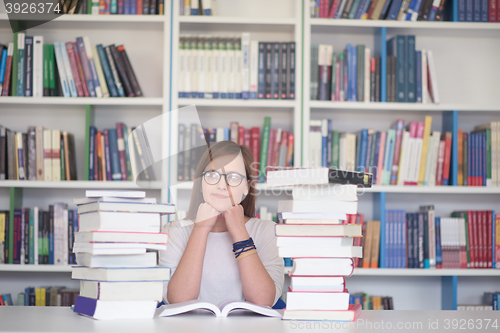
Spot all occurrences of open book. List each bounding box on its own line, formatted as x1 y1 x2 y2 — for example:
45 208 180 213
155 299 282 318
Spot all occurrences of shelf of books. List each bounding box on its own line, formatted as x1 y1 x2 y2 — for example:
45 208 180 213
0 14 167 23
0 97 165 105
309 101 500 112
168 0 302 210
0 181 163 189
309 18 500 30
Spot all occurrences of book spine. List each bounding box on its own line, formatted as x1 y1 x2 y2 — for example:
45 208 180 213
116 123 128 181
258 117 271 182
442 132 452 186
271 43 280 100
82 37 102 98
288 42 295 100
24 36 33 97
27 127 36 180
107 129 121 181
2 43 13 96
91 45 110 98
103 129 112 181
110 45 134 97
76 37 96 97
96 45 118 97
53 42 70 98
89 126 96 181
60 41 78 98
249 40 258 99
241 33 250 100
279 42 287 100
264 43 272 99
104 46 125 97
66 42 84 97
415 51 422 102
51 130 61 181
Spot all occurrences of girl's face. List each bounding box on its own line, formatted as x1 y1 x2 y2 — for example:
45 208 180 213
201 152 249 213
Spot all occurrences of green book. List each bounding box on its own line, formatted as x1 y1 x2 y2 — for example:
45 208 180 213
60 136 66 181
17 33 25 97
48 45 55 96
331 130 340 169
10 32 18 96
348 0 363 18
43 44 49 96
28 209 34 265
258 117 271 183
356 44 365 102
43 212 49 262
451 211 470 268
17 292 24 306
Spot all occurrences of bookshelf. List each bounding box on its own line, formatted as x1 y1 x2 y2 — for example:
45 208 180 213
1 0 499 310
303 1 500 311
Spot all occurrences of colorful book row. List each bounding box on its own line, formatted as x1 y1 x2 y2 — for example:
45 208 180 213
0 35 142 98
15 287 79 307
0 206 79 265
179 34 295 100
0 126 76 181
71 0 165 15
179 0 213 15
349 293 394 310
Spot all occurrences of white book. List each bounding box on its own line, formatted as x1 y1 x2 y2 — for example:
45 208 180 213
33 207 39 265
75 231 167 243
73 298 158 320
227 38 236 98
421 49 429 103
283 305 361 321
281 218 342 224
259 206 268 220
364 47 370 102
32 36 44 97
290 276 345 292
74 197 155 205
53 203 65 265
275 224 362 237
51 129 61 181
79 280 163 301
346 133 357 171
241 33 250 99
91 45 110 98
197 36 205 98
423 131 435 186
278 246 362 258
290 257 354 276
85 190 146 198
190 0 199 14
276 236 354 247
397 131 410 185
201 0 212 15
278 211 347 220
83 36 102 98
73 242 167 251
71 266 171 282
43 129 52 181
308 119 322 167
249 40 258 99
184 0 191 15
76 252 158 268
211 37 218 98
286 291 350 311
204 36 213 99
292 184 358 201
178 40 185 97
191 37 198 96
427 132 440 186
78 201 175 215
235 41 242 99
219 38 227 97
60 41 78 97
411 130 423 185
339 133 347 170
156 299 281 318
53 42 70 97
91 0 99 14
278 200 358 214
426 50 439 104
78 211 161 232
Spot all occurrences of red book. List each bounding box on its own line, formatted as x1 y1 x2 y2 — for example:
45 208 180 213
487 211 493 268
479 210 487 268
94 130 99 181
435 140 445 186
466 210 474 268
366 0 380 18
66 42 84 97
490 0 497 21
390 119 405 185
498 0 500 21
244 128 251 147
272 129 282 168
2 44 13 96
319 0 328 17
73 43 90 97
137 0 143 14
115 123 128 181
238 126 245 146
472 211 479 268
286 133 294 167
266 128 276 173
442 132 452 186
329 0 342 17
250 127 260 179
0 295 4 305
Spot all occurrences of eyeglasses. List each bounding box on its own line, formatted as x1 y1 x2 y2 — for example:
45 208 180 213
202 171 246 187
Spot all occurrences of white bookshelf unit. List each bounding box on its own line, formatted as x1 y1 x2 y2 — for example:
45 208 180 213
1 0 499 310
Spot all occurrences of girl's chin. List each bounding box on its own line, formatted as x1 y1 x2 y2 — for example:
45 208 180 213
206 200 234 212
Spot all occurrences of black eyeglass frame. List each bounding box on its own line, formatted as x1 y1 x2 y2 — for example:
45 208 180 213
201 171 247 187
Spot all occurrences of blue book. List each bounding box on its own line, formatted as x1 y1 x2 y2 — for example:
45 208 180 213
400 210 407 269
327 120 333 167
24 36 33 97
385 211 390 268
406 213 413 268
224 127 230 141
406 36 416 103
386 0 404 19
346 45 351 101
124 0 130 14
405 0 418 20
428 0 440 20
417 212 424 268
380 0 394 18
17 33 25 97
465 0 473 21
415 51 422 103
435 217 442 268
383 129 396 185
481 0 488 21
423 212 429 268
96 45 118 97
107 129 122 181
0 48 7 87
89 126 96 181
270 43 280 100
355 0 370 18
359 129 368 172
131 0 137 14
3 294 13 306
372 132 381 184
473 0 481 21
348 0 364 18
350 45 357 102
321 122 328 167
387 36 405 103
76 38 96 97
458 0 466 20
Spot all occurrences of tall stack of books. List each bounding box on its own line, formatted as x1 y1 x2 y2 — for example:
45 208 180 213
71 190 175 320
268 168 373 321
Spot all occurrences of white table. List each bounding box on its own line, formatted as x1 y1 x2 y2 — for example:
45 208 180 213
1 307 500 333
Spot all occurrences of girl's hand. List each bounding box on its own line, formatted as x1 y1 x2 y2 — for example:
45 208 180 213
194 203 220 231
223 205 249 242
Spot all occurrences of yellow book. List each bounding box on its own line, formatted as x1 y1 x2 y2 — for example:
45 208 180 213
418 116 432 186
40 288 46 306
362 221 373 268
35 288 41 306
370 221 381 268
457 129 463 185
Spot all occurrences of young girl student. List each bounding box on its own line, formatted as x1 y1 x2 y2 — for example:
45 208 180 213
159 141 284 307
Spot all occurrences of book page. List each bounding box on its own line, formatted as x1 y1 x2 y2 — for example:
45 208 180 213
155 300 221 317
218 300 282 318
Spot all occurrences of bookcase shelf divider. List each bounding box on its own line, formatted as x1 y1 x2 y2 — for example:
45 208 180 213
374 192 387 268
441 275 458 310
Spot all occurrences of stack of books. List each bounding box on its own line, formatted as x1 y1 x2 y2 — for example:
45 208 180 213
268 168 372 321
71 190 175 320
